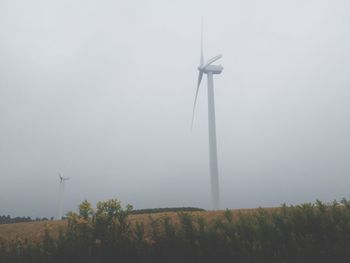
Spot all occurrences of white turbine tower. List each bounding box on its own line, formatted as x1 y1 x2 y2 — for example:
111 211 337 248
192 25 223 210
58 172 69 220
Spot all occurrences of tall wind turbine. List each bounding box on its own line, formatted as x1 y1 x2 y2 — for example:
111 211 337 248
58 173 69 220
192 25 223 210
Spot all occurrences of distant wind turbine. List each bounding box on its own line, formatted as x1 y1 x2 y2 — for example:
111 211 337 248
58 172 69 220
192 24 223 210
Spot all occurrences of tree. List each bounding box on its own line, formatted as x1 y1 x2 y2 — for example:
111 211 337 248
79 200 94 220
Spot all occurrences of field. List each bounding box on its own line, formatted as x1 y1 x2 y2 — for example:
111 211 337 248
2 200 350 262
0 208 271 243
0 220 66 243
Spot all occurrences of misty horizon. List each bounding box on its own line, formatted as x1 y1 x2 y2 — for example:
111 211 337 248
1 0 350 218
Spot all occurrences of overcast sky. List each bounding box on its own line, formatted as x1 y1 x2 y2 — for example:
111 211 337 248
1 0 350 218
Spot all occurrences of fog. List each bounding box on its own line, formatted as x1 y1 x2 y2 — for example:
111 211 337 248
1 0 350 217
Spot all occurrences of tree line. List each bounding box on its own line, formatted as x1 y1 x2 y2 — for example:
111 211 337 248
0 215 52 224
130 207 205 215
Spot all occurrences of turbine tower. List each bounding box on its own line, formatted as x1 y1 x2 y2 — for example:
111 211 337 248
58 172 69 220
192 25 223 210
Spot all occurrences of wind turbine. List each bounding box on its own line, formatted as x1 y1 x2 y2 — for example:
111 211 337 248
192 25 223 210
58 172 69 220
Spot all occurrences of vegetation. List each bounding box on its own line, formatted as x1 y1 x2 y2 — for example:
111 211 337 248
1 199 350 262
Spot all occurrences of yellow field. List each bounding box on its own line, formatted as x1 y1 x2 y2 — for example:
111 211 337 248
0 208 276 243
0 220 67 243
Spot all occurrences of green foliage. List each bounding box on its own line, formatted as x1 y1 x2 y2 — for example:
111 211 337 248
3 199 350 262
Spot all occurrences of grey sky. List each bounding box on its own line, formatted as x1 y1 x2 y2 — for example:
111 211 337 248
1 0 350 217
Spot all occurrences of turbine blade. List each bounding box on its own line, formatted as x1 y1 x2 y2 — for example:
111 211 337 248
191 71 203 129
200 19 204 66
201 54 222 69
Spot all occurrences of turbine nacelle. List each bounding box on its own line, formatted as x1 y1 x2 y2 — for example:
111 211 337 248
198 54 223 73
58 173 69 183
201 64 223 74
192 55 223 129
196 54 223 90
